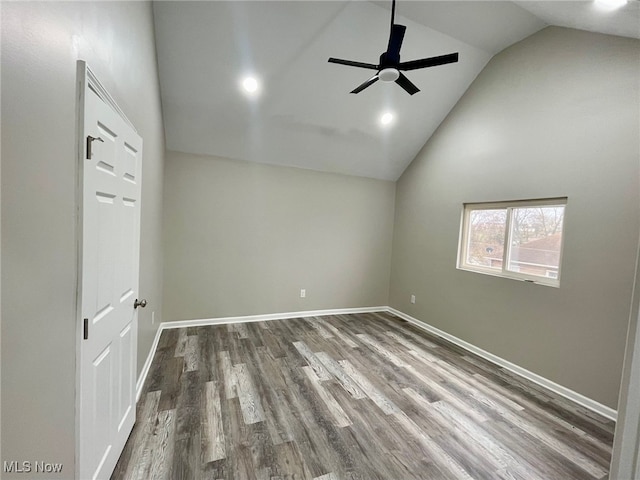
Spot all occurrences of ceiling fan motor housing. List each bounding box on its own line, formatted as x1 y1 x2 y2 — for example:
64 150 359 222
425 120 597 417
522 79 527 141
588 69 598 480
380 51 400 67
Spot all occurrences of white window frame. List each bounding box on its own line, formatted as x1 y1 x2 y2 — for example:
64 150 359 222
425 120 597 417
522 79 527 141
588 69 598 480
457 198 567 287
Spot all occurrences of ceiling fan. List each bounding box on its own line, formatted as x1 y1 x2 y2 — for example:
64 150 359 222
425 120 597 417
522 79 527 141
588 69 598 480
328 0 459 95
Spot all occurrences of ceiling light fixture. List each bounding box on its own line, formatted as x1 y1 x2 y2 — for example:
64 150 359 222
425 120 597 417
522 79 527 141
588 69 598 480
241 76 260 95
594 0 627 10
379 68 400 83
380 112 394 126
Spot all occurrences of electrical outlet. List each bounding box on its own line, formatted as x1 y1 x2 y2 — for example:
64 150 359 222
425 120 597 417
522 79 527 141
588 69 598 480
300 289 306 298
410 294 416 304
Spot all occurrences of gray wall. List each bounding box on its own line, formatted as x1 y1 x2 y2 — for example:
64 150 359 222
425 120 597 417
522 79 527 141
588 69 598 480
163 151 395 321
1 2 165 477
389 27 640 409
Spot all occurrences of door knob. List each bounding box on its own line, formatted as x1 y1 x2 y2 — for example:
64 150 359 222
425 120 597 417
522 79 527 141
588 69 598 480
134 298 147 309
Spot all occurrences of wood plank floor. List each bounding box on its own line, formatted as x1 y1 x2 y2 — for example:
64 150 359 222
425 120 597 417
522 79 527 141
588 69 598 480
111 311 614 480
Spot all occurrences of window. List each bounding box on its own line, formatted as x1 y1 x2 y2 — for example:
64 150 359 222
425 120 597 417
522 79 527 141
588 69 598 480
458 198 566 286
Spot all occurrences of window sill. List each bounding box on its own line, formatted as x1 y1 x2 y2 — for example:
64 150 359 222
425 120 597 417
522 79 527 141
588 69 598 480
457 265 560 288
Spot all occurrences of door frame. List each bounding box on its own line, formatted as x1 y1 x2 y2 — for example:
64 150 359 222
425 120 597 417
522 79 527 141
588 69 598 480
610 237 640 478
74 61 140 480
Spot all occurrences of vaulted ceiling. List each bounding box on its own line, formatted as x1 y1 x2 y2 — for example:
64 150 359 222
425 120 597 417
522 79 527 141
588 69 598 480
153 1 639 181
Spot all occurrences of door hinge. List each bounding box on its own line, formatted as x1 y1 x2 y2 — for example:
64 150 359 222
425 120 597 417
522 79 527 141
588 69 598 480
83 318 89 340
86 135 104 160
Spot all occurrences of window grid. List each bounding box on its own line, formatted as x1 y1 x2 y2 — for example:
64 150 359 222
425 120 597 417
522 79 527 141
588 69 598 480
458 198 567 287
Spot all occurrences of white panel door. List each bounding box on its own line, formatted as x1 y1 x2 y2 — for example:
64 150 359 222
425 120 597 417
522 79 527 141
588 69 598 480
79 85 143 480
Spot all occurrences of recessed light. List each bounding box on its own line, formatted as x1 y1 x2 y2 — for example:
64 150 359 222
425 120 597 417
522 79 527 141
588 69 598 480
380 112 394 126
241 76 260 95
594 0 627 10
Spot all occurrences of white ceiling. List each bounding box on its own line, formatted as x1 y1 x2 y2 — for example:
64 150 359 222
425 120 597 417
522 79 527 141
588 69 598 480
153 1 639 181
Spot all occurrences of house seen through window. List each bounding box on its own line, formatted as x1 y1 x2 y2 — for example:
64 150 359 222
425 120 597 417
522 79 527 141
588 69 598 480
458 198 567 286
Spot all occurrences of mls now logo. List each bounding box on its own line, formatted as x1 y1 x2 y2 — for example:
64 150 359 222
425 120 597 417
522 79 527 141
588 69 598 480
3 460 63 474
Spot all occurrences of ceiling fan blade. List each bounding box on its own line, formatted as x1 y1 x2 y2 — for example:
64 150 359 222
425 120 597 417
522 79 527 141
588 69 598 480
398 52 459 71
395 72 419 95
387 24 406 60
351 75 380 94
328 58 379 70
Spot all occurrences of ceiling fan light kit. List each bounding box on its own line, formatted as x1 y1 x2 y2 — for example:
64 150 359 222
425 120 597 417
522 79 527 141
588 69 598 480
328 0 459 95
379 68 400 82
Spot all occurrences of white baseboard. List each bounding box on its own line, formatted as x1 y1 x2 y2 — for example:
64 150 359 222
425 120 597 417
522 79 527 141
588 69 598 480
134 305 617 421
160 306 387 330
387 307 617 421
136 324 164 401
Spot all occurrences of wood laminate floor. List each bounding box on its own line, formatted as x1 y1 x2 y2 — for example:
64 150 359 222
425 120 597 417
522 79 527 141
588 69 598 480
111 311 614 480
